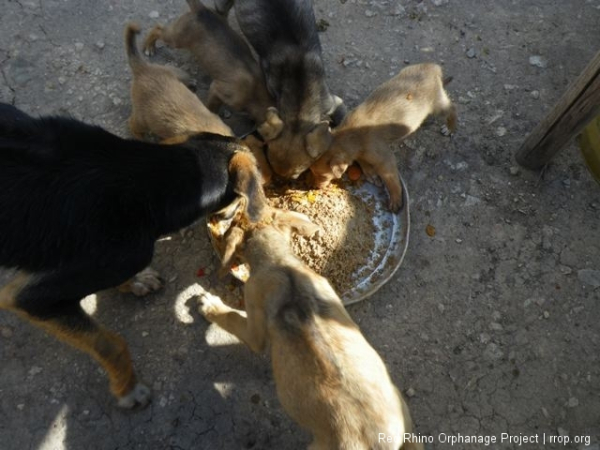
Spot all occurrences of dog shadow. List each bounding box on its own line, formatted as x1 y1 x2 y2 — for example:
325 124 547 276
0 226 310 449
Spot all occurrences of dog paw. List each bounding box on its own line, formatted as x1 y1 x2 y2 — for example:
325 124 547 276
129 267 163 297
117 383 151 409
143 44 156 57
389 195 404 213
441 124 453 136
197 292 227 321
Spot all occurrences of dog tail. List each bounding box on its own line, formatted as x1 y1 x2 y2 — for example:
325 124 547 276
124 22 146 73
186 0 205 13
443 75 454 86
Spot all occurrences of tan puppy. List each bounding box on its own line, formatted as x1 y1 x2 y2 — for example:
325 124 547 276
125 22 233 141
199 213 422 450
142 0 276 134
309 63 457 212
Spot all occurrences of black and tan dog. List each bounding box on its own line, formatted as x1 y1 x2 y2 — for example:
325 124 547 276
0 103 266 408
200 212 422 450
215 0 347 179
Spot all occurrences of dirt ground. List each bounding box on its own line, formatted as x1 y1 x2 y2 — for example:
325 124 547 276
1 0 599 449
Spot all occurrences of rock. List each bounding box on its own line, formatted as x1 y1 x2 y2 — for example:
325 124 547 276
504 84 518 91
566 397 579 408
577 269 600 288
529 55 548 68
431 0 448 5
95 40 105 50
484 343 503 360
531 90 540 99
496 126 507 137
365 9 377 17
149 10 160 19
466 47 476 58
389 5 406 16
406 388 416 397
509 166 520 176
559 265 572 275
74 42 84 51
464 195 481 207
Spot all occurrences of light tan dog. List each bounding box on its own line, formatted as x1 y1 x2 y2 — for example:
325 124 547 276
125 22 233 142
199 212 422 450
142 0 276 135
309 63 457 212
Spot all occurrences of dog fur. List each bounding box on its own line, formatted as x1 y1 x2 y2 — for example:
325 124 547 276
215 0 347 179
199 213 422 450
0 103 267 407
125 22 233 142
142 0 276 132
309 63 457 212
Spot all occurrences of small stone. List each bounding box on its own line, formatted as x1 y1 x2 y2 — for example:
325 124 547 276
509 166 520 176
529 55 548 68
541 407 550 418
389 5 406 16
95 41 105 50
577 269 600 288
406 388 416 398
504 84 518 91
559 265 572 275
58 76 66 85
490 322 503 331
484 343 503 360
455 238 463 243
566 397 579 408
479 333 490 344
557 427 568 436
112 97 122 106
543 311 550 319
148 10 160 19
464 195 481 207
365 9 377 17
431 0 448 5
74 42 84 51
17 404 25 410
496 126 507 137
531 90 540 99
142 331 149 337
466 48 476 58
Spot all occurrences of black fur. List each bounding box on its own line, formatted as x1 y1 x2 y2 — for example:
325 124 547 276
0 104 250 309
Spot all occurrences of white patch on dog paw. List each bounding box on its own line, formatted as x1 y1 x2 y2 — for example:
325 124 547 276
197 292 226 320
441 124 452 136
117 383 151 409
130 267 163 297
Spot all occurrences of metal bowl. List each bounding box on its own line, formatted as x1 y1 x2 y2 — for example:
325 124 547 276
207 175 410 305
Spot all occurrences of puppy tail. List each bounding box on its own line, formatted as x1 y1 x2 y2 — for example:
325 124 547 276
186 0 204 13
124 22 146 73
443 75 454 86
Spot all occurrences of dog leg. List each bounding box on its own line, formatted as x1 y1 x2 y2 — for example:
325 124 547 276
117 267 163 297
143 25 164 56
198 292 267 353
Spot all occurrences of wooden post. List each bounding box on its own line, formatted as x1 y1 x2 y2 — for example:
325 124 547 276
516 50 600 169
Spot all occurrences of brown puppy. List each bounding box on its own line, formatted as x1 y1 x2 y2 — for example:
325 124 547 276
199 213 422 450
142 0 276 134
309 63 457 212
125 22 233 141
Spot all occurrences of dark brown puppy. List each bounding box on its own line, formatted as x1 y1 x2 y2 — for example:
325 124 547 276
215 0 347 179
143 0 275 133
0 104 266 408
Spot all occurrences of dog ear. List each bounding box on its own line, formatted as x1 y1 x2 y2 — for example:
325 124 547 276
257 107 284 141
330 153 350 179
219 226 245 277
228 151 267 222
273 210 321 238
305 121 332 158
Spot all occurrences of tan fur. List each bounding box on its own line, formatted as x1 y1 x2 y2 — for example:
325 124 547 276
124 22 233 141
242 134 273 185
141 1 275 128
309 63 457 212
199 216 422 450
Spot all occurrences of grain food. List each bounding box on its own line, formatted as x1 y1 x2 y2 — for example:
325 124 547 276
265 180 376 294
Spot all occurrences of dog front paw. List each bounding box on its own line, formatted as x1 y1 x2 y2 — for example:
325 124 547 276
117 382 151 409
120 267 163 297
197 292 227 322
389 194 404 213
